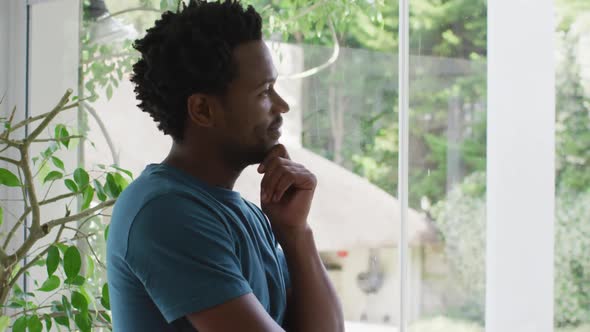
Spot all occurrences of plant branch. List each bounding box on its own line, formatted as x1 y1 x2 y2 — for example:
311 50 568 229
0 136 23 148
7 225 65 292
19 145 41 232
39 192 79 206
32 135 83 143
0 247 7 265
25 89 73 144
2 207 31 251
0 155 20 165
43 199 115 230
5 101 78 137
65 226 106 269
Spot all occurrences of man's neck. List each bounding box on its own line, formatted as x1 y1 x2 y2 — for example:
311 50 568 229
162 142 243 190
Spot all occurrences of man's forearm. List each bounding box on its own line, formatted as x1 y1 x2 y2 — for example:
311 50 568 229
279 225 344 332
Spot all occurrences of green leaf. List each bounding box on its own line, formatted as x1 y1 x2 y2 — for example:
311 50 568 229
111 165 133 179
32 258 45 267
100 311 111 324
112 172 129 190
81 186 94 211
93 179 107 201
51 303 69 327
104 173 122 198
0 168 21 187
73 168 89 190
160 0 168 10
74 312 91 332
12 316 26 332
71 291 88 312
63 246 81 279
51 156 65 171
55 243 68 254
64 179 78 193
64 275 85 286
46 245 60 276
0 316 9 332
104 224 110 242
12 283 24 300
53 315 68 327
43 171 63 183
62 295 72 318
54 124 70 148
38 275 60 292
36 161 51 184
106 84 113 100
27 315 42 332
7 301 24 308
0 206 3 227
86 255 95 279
42 314 51 332
101 283 110 310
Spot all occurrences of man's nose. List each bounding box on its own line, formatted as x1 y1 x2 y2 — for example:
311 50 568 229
273 93 290 113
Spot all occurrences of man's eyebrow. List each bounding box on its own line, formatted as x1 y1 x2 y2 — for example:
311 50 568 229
255 76 278 88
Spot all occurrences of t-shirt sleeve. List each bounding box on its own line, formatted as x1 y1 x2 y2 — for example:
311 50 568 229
125 193 252 323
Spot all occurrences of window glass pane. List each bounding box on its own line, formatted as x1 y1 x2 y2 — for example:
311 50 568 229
81 0 401 331
554 1 590 331
409 1 487 331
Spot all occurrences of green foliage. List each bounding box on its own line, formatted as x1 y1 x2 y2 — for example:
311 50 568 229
0 91 130 330
0 316 8 332
431 175 590 327
556 32 590 192
429 172 486 322
555 189 590 326
0 168 21 187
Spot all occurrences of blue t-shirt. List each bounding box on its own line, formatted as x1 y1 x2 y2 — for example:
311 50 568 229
106 163 291 331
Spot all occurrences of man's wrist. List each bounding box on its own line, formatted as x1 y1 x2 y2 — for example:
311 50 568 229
274 223 313 253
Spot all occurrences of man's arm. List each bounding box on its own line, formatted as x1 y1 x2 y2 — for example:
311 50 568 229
259 144 345 332
186 293 285 332
280 226 344 332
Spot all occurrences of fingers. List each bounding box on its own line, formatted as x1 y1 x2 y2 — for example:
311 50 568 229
258 144 290 173
260 162 316 204
257 144 316 204
272 172 296 203
260 161 298 203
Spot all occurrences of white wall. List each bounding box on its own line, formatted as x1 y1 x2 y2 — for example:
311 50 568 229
26 0 81 299
0 0 29 286
0 0 80 326
486 0 555 331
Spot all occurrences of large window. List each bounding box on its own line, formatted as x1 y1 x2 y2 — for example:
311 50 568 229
1 0 586 331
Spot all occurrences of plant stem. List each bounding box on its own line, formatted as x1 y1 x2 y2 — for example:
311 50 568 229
43 199 115 230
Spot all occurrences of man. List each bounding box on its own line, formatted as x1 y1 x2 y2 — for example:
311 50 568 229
106 1 344 331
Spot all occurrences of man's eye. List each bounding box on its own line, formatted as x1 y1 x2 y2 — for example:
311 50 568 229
260 86 272 96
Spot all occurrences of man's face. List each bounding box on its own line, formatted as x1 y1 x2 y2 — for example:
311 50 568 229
213 40 290 166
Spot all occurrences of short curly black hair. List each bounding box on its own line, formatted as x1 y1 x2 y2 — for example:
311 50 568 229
130 0 262 142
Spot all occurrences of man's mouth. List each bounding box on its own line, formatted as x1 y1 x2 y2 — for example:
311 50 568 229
268 117 283 131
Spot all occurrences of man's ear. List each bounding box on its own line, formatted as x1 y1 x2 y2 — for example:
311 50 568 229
187 93 216 128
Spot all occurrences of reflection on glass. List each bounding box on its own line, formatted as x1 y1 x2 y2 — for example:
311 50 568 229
81 0 405 331
408 1 487 331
